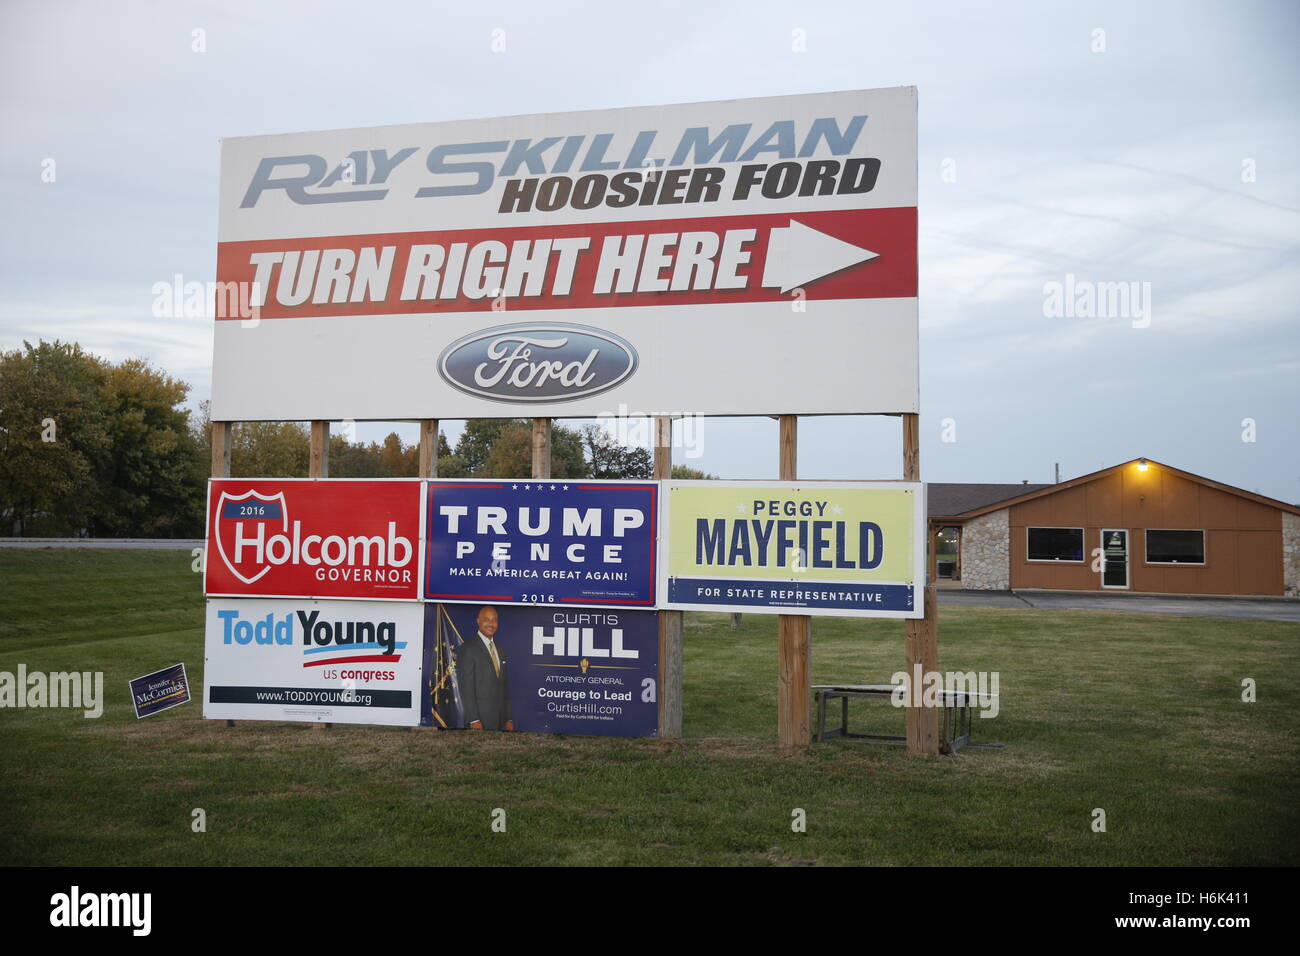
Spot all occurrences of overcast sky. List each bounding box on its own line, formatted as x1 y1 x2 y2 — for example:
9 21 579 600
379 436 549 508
2 0 1296 501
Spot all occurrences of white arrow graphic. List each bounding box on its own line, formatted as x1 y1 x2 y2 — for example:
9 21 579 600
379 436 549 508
761 219 879 293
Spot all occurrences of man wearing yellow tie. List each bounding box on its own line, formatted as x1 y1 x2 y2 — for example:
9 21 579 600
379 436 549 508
461 605 514 731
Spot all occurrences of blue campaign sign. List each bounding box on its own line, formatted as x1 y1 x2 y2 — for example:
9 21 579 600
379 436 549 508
420 603 659 737
424 480 657 608
129 663 191 719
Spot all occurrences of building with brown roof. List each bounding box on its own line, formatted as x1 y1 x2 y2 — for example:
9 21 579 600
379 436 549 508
928 458 1300 596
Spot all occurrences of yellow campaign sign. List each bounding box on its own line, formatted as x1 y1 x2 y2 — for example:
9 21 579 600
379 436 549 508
660 481 925 619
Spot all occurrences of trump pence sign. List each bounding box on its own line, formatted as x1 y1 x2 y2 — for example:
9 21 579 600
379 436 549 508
659 480 925 618
212 87 917 420
424 479 657 608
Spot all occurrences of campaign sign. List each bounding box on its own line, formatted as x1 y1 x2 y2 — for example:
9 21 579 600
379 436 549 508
205 478 423 601
203 598 425 726
421 603 659 737
660 480 926 619
129 663 191 719
424 480 657 608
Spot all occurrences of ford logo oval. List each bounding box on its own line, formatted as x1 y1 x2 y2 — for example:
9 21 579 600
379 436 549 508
438 323 638 403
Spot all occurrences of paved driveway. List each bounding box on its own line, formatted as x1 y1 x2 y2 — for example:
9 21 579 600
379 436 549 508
938 588 1300 622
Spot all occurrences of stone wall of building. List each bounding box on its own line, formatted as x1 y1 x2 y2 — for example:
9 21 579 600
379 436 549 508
960 508 1010 590
1285 511 1300 597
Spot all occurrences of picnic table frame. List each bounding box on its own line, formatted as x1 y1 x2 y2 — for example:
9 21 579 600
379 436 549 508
813 684 1000 753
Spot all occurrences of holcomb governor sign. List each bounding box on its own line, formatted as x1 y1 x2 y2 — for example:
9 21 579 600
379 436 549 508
212 87 918 421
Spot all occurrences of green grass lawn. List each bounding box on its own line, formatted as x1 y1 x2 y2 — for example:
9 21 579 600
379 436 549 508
1 548 1297 866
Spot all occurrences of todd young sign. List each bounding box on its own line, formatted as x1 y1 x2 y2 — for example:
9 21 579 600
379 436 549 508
212 87 918 420
204 598 425 726
659 480 925 618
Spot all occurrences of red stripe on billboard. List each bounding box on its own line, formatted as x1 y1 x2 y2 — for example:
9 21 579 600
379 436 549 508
303 654 401 667
215 207 917 320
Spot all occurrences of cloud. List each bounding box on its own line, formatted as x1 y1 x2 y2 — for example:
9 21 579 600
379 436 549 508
1 0 1296 500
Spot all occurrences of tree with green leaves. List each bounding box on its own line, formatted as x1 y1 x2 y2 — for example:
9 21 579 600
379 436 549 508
453 418 588 479
0 340 206 536
0 340 111 535
229 421 310 478
91 358 205 537
671 464 717 479
580 424 652 479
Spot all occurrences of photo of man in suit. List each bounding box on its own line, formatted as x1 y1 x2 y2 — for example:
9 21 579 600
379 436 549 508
460 605 513 731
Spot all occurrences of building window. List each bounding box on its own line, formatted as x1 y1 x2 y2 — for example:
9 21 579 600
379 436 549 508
1027 527 1084 562
935 526 960 579
1146 529 1205 564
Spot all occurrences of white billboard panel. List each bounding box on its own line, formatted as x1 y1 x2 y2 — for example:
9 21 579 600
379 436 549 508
203 599 425 726
212 87 917 420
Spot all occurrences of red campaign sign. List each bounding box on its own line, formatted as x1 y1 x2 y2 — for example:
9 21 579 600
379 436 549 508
204 479 423 600
215 207 917 320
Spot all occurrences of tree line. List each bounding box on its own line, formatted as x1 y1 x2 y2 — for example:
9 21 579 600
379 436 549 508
0 340 712 537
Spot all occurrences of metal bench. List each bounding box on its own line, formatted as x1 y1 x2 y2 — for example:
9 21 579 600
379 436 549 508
812 684 1000 752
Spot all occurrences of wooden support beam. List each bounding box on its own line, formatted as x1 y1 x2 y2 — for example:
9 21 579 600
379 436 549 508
310 420 331 729
654 416 683 739
777 415 811 750
211 421 233 726
905 584 940 754
902 412 920 482
413 420 439 731
902 412 940 754
310 421 329 479
418 419 439 479
211 420 232 478
531 418 551 480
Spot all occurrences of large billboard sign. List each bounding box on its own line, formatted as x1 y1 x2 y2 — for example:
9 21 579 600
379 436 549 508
424 479 657 608
659 480 926 618
212 87 918 420
421 603 659 737
203 599 425 726
205 479 423 601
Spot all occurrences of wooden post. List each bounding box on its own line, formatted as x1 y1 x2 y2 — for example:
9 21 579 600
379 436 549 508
310 421 331 729
418 419 439 479
902 412 940 754
654 416 683 739
906 584 940 754
777 415 811 749
211 420 231 479
413 420 439 731
531 418 551 479
211 421 234 727
902 412 920 485
310 421 330 479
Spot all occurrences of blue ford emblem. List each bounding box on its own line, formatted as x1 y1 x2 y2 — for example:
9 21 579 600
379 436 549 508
438 323 638 403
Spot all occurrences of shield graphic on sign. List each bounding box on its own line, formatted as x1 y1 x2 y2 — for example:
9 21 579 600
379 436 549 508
214 489 288 585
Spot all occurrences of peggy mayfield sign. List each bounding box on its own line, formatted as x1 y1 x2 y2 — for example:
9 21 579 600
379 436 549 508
424 480 657 608
659 480 925 618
